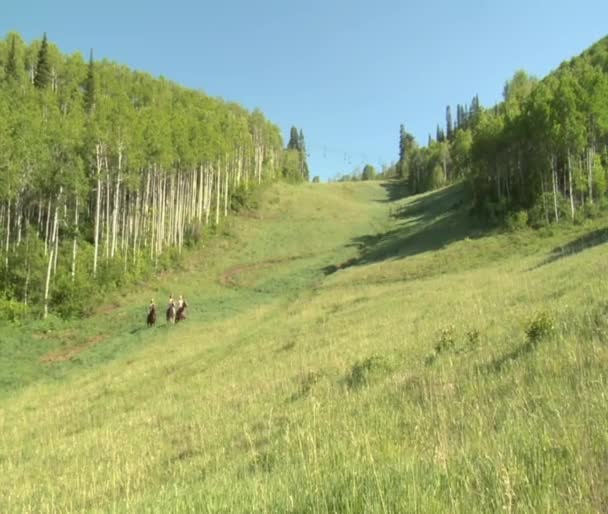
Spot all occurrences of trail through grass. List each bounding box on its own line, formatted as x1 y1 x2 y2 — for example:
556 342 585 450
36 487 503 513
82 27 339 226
1 180 607 513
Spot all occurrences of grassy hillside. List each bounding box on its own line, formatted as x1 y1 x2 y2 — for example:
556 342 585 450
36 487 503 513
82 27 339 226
1 181 607 513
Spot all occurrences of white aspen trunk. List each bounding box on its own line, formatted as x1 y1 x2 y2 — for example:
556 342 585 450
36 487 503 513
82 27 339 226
588 147 594 204
142 168 150 249
111 144 123 258
567 148 575 220
173 172 179 248
133 189 140 263
190 169 196 223
160 173 167 255
197 164 204 221
150 167 156 260
550 155 559 223
104 154 111 260
205 167 212 225
224 160 229 218
121 188 128 253
256 144 261 184
71 196 79 281
37 201 43 234
93 143 102 277
43 188 61 319
215 164 221 226
158 171 164 256
4 198 10 269
44 200 51 256
52 200 61 275
178 173 184 252
541 175 549 225
16 196 22 247
24 260 30 305
236 147 242 187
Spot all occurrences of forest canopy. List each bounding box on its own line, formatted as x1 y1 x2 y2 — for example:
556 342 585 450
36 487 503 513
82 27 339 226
396 36 608 226
0 32 306 319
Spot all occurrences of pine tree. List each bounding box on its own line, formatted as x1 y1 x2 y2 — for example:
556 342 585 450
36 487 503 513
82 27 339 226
33 33 51 89
4 35 18 82
298 129 306 154
298 129 310 180
84 49 96 114
446 105 453 140
287 126 299 150
436 125 445 143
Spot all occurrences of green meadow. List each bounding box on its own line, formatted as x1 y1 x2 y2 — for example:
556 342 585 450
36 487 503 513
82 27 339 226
1 181 607 513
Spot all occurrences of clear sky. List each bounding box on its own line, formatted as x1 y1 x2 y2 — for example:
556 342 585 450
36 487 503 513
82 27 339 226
2 0 608 181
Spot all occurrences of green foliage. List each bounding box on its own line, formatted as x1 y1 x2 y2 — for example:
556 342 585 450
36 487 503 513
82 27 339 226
398 36 608 226
83 49 96 114
281 148 305 182
0 32 286 319
346 354 392 389
361 164 377 181
4 34 19 82
525 311 555 344
230 183 260 213
51 274 97 319
285 126 309 180
0 298 29 322
506 210 529 231
33 33 51 89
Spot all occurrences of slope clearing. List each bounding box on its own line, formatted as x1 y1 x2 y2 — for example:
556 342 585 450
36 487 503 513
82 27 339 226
1 181 607 513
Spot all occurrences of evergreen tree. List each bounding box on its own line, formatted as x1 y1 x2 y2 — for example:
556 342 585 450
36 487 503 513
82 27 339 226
287 126 300 150
446 105 453 140
4 35 18 82
33 33 51 89
361 164 377 181
83 49 96 114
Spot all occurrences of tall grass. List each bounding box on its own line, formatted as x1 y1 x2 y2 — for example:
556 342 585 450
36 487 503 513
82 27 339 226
1 181 607 513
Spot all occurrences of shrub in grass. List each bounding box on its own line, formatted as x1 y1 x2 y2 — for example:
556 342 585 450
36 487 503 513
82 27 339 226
0 298 29 322
291 369 324 400
506 210 529 231
346 354 391 389
525 311 555 344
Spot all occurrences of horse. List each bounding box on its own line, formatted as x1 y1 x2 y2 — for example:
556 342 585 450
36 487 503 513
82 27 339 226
176 300 188 323
166 302 176 324
147 304 156 327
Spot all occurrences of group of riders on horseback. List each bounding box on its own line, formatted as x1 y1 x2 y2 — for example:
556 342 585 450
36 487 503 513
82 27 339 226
147 295 187 327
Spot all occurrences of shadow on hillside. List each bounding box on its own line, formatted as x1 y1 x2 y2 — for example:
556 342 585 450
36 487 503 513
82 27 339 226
482 338 542 374
532 226 608 269
323 184 487 274
378 180 409 203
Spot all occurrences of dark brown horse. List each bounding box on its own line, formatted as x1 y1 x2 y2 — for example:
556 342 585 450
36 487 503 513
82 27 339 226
147 303 156 327
176 300 188 323
166 302 176 324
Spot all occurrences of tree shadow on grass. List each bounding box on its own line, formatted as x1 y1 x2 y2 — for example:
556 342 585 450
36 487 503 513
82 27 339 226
377 180 409 203
532 226 608 270
323 184 488 274
480 338 542 374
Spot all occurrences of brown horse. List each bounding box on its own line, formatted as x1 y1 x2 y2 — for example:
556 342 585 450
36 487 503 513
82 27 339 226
176 300 188 323
147 303 156 327
166 302 176 324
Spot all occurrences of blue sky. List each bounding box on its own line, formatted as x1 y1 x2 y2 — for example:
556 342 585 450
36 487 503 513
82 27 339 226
3 0 608 181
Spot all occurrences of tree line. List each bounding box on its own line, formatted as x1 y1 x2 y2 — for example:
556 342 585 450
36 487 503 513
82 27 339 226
397 35 608 226
0 32 308 320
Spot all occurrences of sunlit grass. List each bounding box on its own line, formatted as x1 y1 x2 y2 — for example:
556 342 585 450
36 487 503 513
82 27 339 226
1 181 607 512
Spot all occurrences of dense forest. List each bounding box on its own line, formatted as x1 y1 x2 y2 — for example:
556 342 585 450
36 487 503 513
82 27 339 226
397 35 608 226
0 33 308 319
